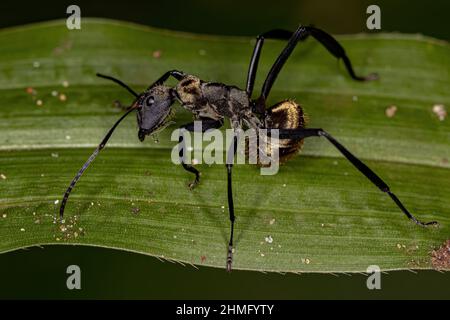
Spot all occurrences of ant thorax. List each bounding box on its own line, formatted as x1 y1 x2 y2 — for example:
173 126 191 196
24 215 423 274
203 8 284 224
175 74 253 125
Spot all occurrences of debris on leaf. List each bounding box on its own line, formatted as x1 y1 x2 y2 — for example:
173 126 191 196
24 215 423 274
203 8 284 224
59 93 67 102
200 255 206 263
0 173 6 180
432 104 447 121
265 235 273 244
51 90 58 97
54 199 59 205
431 240 450 270
385 105 397 118
152 50 162 58
301 258 311 264
56 215 84 241
131 207 140 215
62 80 69 88
36 99 43 106
269 218 275 225
26 87 36 95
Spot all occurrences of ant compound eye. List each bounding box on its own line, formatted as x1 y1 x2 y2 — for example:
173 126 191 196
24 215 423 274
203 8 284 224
145 96 155 106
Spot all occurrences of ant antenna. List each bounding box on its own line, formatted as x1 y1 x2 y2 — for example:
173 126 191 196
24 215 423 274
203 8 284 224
59 106 138 220
96 73 139 98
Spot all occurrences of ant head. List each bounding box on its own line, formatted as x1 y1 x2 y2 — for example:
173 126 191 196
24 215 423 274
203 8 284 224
136 85 176 141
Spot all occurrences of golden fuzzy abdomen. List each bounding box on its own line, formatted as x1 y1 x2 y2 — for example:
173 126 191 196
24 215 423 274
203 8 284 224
264 100 306 163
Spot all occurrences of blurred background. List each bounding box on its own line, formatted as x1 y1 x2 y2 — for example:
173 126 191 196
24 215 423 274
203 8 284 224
1 0 449 39
0 0 449 299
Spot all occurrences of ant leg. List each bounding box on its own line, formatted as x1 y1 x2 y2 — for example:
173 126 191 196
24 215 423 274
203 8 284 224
179 119 223 189
275 128 438 226
246 29 294 98
257 25 378 105
226 132 239 272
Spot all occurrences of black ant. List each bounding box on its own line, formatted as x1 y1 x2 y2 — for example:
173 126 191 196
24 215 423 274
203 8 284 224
59 25 438 272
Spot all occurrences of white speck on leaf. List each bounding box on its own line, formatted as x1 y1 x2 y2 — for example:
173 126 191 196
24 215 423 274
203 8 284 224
265 235 273 244
385 105 397 118
54 199 59 205
0 173 6 180
432 104 447 121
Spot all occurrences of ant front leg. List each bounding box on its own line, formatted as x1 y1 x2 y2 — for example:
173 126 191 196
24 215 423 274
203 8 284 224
178 119 223 189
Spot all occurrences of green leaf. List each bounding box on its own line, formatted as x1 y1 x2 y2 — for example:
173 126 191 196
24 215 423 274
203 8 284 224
0 19 449 272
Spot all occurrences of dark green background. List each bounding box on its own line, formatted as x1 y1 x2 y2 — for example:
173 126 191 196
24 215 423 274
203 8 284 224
0 0 449 299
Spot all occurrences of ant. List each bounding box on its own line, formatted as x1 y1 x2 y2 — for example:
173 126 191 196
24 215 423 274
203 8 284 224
60 25 438 272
